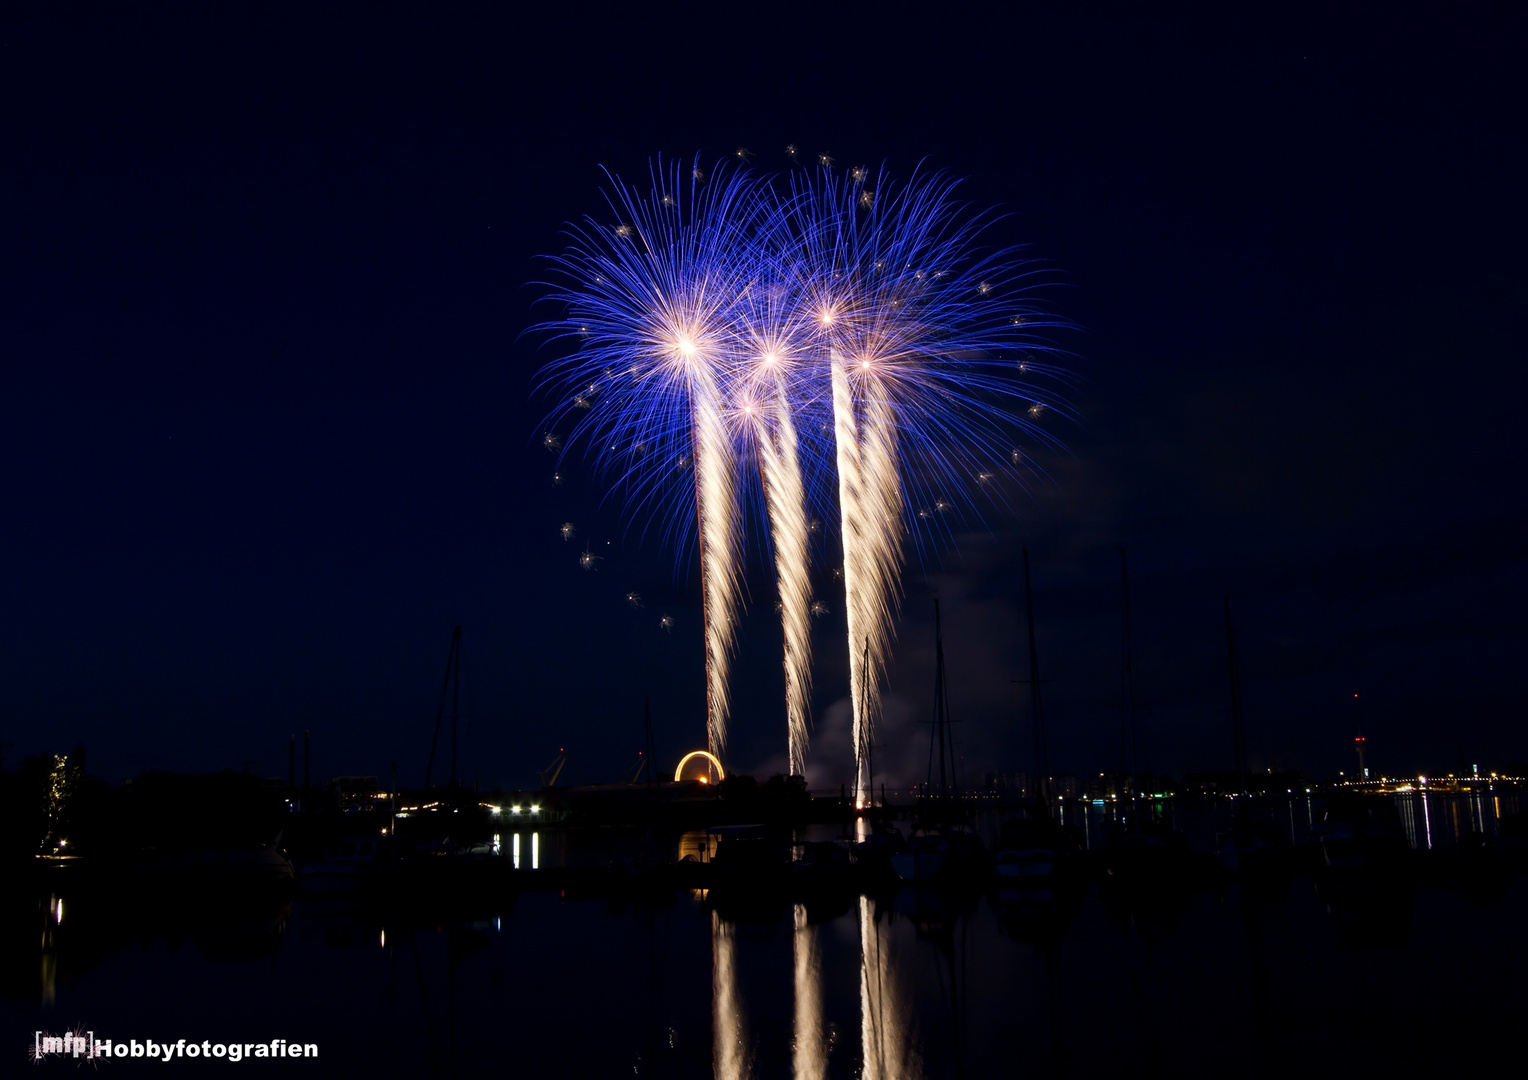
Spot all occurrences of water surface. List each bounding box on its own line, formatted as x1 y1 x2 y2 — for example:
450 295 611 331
4 810 1526 1076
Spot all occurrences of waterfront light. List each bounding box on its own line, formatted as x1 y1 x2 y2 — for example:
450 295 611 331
675 748 725 782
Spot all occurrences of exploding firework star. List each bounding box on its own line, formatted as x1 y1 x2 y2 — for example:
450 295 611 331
535 159 772 757
749 162 1071 800
536 156 1070 791
727 255 819 776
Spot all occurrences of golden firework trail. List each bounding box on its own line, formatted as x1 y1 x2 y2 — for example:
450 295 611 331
753 392 813 773
687 352 741 755
827 347 903 805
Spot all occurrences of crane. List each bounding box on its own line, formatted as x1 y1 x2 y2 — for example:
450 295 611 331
538 750 568 788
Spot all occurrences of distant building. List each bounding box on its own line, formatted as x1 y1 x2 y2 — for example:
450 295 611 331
1050 774 1078 799
330 775 381 813
981 771 1032 798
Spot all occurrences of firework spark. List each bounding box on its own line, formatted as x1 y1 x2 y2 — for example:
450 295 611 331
690 355 740 754
731 272 817 775
744 373 814 775
828 349 880 804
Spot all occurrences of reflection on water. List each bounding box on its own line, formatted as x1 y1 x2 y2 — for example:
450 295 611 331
506 830 543 870
4 819 1527 1077
681 829 720 863
792 905 825 1080
1165 790 1524 854
39 893 60 1007
713 910 748 1080
858 895 913 1080
1395 790 1518 850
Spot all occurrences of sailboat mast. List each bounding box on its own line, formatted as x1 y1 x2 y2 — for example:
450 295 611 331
450 626 461 788
862 637 873 807
1023 550 1050 809
935 603 949 803
942 625 958 804
424 624 462 789
1121 549 1139 817
643 699 656 790
1224 599 1249 815
926 603 941 805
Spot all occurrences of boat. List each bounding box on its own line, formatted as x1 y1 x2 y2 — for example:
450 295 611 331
299 835 390 894
138 835 294 889
891 826 987 884
994 847 1054 881
851 820 904 883
993 816 1076 883
708 824 791 878
891 831 946 882
891 604 992 886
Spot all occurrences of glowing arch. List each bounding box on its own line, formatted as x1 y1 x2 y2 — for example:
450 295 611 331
675 750 725 783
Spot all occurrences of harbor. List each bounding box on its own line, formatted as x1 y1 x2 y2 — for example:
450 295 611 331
5 4 1526 1074
9 749 1526 902
4 765 1526 1076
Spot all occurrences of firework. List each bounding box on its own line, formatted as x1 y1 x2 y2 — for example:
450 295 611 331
536 156 1068 787
769 163 1069 801
729 257 818 776
751 386 814 775
535 160 770 755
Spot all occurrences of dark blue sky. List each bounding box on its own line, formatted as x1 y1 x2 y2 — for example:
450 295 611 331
1 4 1523 788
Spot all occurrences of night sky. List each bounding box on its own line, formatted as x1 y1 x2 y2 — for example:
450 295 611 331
1 5 1523 790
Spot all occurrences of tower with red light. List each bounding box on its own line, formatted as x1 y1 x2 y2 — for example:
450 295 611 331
1353 693 1368 780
